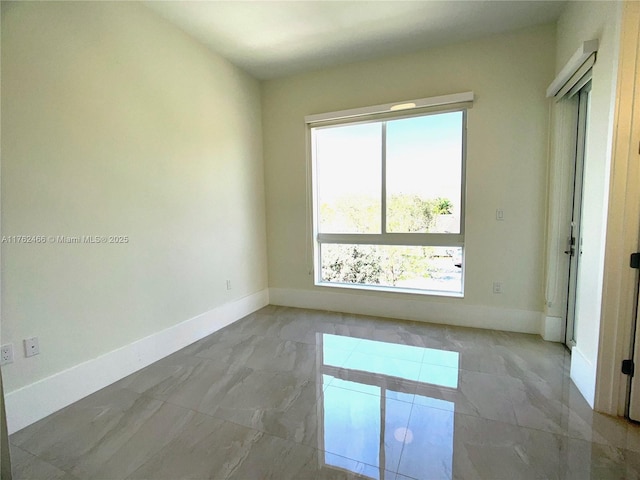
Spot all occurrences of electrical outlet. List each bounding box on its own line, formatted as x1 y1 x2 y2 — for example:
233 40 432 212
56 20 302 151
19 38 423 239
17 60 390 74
226 280 231 290
0 344 13 365
24 337 39 357
493 282 503 294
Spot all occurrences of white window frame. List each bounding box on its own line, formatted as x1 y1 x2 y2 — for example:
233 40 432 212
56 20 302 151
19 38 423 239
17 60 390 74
306 92 473 297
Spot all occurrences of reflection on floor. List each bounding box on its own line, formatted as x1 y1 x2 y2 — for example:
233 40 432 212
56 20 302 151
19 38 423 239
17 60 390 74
10 305 640 479
320 334 457 479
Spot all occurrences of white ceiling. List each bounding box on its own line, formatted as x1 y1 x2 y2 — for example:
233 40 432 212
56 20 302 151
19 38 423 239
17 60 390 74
144 1 566 80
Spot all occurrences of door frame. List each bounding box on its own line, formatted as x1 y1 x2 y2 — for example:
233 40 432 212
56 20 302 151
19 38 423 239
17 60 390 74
565 81 592 348
595 0 640 416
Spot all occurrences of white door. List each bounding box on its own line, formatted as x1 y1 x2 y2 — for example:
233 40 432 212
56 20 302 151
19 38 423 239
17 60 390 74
565 81 591 348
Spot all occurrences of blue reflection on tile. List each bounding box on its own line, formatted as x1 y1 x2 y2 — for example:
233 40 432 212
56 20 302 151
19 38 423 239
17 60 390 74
355 338 425 363
418 363 459 389
397 402 455 480
323 386 381 472
346 352 422 382
320 334 458 479
422 347 459 369
323 346 353 368
323 334 362 353
324 452 377 479
329 378 381 396
322 384 415 476
384 396 413 472
386 389 415 404
323 334 460 389
413 394 455 412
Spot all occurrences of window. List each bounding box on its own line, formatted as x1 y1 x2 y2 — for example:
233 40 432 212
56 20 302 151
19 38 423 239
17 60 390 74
308 93 470 296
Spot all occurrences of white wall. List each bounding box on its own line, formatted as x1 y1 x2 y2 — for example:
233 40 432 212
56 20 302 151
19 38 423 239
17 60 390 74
262 25 556 332
553 1 622 407
1 2 268 394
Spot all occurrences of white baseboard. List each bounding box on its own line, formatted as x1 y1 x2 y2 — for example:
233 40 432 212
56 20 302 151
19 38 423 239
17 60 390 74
269 287 542 334
541 315 564 342
570 346 596 408
5 289 269 434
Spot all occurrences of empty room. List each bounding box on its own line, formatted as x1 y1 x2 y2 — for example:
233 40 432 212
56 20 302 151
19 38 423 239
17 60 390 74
1 0 640 478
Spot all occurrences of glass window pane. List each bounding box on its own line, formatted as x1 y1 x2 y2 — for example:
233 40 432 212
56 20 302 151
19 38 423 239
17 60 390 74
320 244 462 293
386 112 463 233
315 123 382 233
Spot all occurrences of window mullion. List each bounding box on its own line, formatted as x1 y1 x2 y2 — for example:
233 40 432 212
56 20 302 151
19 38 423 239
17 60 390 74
381 122 387 234
317 233 464 247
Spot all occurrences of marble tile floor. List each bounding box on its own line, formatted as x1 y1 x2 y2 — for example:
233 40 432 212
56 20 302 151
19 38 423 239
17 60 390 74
10 305 640 479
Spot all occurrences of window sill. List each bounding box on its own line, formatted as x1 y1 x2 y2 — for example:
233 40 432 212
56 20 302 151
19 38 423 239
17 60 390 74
315 281 464 298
